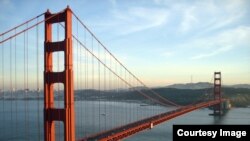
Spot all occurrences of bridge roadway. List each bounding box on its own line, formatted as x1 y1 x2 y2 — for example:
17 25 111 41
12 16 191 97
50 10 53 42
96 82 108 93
79 99 225 141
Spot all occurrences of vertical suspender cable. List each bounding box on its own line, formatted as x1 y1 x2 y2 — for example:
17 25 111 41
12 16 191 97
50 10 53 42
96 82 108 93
113 55 115 127
136 81 139 119
130 74 132 120
122 65 125 125
86 47 88 135
15 28 18 139
115 61 117 126
26 23 30 141
114 60 116 126
119 64 122 125
77 21 85 135
98 43 101 132
79 21 83 137
24 29 27 140
1 35 5 138
36 19 41 141
91 35 95 133
132 76 135 121
120 62 122 125
77 18 83 137
84 27 87 136
129 75 131 122
76 17 79 138
111 56 114 127
109 55 112 128
111 55 114 128
124 69 127 124
133 77 136 120
10 38 13 140
104 49 106 130
79 22 83 137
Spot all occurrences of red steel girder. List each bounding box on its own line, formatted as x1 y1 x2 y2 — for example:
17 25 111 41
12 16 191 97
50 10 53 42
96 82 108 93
44 6 75 141
213 72 222 115
81 99 225 141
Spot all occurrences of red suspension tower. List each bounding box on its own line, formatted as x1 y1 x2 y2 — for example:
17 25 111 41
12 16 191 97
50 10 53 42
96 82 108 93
44 7 75 141
213 72 222 115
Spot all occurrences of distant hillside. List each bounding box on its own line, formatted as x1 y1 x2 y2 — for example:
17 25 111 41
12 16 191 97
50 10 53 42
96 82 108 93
152 87 250 107
2 85 250 107
72 87 250 107
166 82 250 90
166 82 213 89
227 84 250 89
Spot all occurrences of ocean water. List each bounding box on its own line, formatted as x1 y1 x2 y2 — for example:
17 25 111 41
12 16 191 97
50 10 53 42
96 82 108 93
0 100 249 141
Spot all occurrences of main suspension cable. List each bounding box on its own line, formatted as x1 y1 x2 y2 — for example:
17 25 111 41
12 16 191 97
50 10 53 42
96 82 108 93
73 36 173 107
58 24 176 107
0 10 65 44
71 12 179 107
0 13 44 37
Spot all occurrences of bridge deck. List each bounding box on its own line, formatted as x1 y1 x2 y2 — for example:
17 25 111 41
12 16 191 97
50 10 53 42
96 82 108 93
80 99 224 141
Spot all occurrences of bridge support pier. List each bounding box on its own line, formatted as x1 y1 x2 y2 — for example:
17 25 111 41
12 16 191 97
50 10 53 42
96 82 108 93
44 7 75 141
209 72 230 116
213 72 222 116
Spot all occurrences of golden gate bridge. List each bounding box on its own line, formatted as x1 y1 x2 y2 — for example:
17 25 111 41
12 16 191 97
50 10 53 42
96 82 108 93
0 7 229 141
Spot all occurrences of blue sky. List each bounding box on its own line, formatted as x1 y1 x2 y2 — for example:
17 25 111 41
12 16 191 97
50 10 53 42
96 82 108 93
1 0 250 86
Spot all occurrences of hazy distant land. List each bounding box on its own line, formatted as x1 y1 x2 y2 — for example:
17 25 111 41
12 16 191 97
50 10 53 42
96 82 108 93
1 82 250 107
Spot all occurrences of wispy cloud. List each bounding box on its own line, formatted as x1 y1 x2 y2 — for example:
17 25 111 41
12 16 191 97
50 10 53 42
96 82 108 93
190 26 250 60
164 0 248 35
87 6 169 36
179 6 198 33
94 0 247 37
191 45 233 60
112 7 169 35
199 1 246 35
